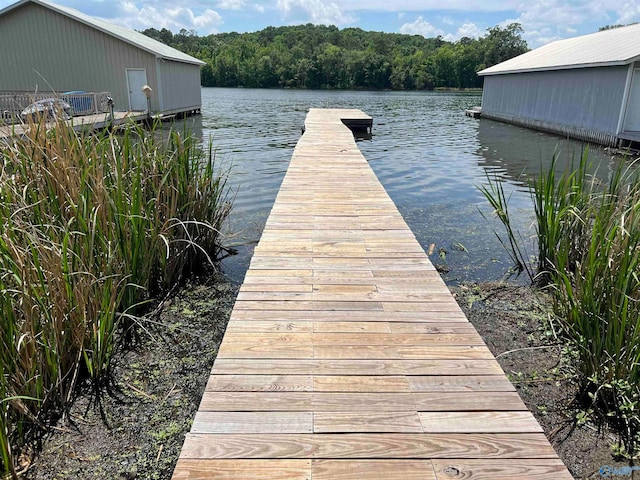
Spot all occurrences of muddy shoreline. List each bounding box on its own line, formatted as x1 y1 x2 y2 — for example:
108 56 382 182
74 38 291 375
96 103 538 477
23 277 631 479
24 273 237 480
453 282 632 479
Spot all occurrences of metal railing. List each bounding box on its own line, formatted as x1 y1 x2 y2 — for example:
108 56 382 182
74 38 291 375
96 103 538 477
0 91 112 123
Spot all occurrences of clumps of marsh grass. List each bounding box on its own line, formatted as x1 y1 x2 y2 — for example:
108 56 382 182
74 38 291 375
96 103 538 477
480 149 640 453
550 157 640 452
531 151 596 286
0 118 231 477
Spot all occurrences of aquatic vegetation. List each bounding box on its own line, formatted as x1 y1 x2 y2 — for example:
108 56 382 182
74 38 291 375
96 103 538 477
480 150 640 452
478 174 535 281
0 118 231 476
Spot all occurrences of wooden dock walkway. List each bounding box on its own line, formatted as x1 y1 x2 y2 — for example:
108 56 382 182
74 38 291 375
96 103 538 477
171 109 573 479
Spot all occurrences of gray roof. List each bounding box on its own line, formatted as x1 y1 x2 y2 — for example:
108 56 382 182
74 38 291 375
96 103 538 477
479 23 640 76
0 0 206 66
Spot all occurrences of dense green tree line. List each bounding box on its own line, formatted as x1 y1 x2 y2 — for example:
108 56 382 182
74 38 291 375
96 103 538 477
142 23 528 90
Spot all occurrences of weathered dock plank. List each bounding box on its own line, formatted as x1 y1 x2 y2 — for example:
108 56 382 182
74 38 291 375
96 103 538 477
171 108 571 479
178 433 559 459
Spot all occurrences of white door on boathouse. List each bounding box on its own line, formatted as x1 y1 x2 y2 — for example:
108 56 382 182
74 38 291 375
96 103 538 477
126 68 148 111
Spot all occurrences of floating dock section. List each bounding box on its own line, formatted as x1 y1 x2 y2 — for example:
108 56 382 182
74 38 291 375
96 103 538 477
464 106 482 119
171 108 572 479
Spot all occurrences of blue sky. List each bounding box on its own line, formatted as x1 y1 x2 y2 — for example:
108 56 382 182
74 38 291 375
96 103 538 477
3 0 640 47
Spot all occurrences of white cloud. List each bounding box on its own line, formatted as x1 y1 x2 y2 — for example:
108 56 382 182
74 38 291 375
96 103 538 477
119 1 139 15
441 15 455 25
113 1 223 34
10 0 640 46
519 1 603 28
341 0 522 12
350 0 640 46
616 1 640 24
504 0 611 46
217 0 245 10
276 0 356 25
191 9 224 29
456 21 482 38
400 17 483 41
399 16 445 37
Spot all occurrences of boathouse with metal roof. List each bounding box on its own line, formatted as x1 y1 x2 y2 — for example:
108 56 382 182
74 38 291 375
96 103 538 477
0 0 206 116
478 24 640 147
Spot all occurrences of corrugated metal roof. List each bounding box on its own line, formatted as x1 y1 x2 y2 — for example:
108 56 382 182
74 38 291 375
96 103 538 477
478 23 640 76
0 0 206 66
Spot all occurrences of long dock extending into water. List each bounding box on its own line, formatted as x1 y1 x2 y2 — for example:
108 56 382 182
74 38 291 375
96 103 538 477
171 108 572 479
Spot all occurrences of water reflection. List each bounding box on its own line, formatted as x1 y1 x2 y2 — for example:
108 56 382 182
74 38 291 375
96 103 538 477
165 88 622 286
476 118 614 190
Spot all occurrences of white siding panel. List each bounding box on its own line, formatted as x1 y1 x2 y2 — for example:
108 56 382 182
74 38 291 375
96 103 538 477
481 66 627 143
158 59 202 114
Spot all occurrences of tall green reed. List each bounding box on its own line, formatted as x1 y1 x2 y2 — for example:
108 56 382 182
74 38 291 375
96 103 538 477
532 151 594 284
550 159 640 450
0 118 231 476
480 149 640 451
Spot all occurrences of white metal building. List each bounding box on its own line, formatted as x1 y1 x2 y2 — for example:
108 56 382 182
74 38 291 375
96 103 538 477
478 24 640 146
0 0 206 116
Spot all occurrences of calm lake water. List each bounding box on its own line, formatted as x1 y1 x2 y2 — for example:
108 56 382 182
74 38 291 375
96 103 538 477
174 87 618 286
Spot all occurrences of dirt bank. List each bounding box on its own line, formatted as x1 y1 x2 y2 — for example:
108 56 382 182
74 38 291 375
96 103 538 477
24 273 237 480
452 282 634 480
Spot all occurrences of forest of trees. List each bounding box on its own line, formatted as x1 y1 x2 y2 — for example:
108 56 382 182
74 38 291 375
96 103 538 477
142 23 529 90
